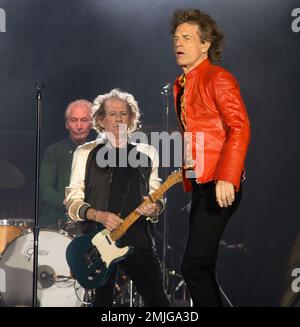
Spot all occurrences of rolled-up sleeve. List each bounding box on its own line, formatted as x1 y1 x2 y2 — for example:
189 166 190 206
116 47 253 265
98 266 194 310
65 146 91 221
138 143 165 214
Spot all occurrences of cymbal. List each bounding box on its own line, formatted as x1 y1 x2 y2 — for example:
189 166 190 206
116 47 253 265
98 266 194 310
0 159 25 188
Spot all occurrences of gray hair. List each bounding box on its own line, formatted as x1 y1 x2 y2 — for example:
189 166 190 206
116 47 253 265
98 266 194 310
64 99 93 120
92 88 141 134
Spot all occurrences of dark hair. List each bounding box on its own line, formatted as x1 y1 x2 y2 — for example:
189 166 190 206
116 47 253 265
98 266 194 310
170 8 224 64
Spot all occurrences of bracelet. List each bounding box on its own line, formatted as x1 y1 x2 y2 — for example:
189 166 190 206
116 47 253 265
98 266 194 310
79 203 91 220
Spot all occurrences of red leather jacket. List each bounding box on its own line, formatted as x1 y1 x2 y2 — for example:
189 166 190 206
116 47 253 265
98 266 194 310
173 59 250 191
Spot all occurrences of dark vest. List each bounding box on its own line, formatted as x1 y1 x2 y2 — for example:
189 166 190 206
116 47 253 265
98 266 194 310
81 143 154 248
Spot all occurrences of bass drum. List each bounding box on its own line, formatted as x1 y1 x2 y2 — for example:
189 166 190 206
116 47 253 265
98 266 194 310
0 229 85 307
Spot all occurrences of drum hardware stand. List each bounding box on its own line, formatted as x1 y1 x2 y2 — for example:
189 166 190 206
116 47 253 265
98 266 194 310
113 273 144 307
80 288 95 307
129 280 133 307
219 285 233 307
0 291 5 307
32 81 44 307
164 265 195 307
173 276 192 306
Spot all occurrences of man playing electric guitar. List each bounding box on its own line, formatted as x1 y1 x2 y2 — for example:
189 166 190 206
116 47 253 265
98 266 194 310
65 88 170 307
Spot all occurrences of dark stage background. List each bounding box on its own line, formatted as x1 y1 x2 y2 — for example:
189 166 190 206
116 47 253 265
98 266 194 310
0 0 300 306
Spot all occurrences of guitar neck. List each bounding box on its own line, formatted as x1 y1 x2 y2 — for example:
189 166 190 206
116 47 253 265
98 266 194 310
109 210 141 242
109 178 176 242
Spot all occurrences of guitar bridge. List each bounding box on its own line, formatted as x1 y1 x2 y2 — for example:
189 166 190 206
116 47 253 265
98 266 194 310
84 246 102 268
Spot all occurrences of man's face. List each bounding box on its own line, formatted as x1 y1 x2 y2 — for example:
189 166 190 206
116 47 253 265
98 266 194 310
99 98 130 139
173 22 210 74
65 103 92 144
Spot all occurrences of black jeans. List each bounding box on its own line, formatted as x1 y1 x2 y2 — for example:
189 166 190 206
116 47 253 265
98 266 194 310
94 246 170 307
181 181 242 307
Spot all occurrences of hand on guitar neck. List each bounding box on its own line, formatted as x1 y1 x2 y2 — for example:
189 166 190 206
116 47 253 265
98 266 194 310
136 196 161 218
85 195 160 232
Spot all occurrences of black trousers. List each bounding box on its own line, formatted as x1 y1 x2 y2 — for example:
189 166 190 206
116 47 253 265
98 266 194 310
94 246 170 307
181 181 242 307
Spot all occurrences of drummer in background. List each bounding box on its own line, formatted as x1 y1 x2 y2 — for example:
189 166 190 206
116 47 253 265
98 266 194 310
39 100 93 228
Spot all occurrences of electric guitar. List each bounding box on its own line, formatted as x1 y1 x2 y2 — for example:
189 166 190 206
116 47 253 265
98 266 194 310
66 170 182 290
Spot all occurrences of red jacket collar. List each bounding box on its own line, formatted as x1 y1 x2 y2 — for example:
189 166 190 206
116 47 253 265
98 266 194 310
185 58 210 79
175 58 211 87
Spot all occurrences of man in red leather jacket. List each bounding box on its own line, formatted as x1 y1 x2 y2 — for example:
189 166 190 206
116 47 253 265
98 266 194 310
171 9 251 306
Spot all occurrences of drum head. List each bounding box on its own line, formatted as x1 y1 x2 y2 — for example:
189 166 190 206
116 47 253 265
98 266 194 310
0 230 84 307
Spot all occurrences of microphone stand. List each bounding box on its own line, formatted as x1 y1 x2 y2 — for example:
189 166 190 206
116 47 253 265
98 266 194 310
32 82 44 307
160 82 171 292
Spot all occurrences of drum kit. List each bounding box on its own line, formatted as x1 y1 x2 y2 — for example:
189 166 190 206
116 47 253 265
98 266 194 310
0 219 146 307
0 159 86 307
0 219 86 307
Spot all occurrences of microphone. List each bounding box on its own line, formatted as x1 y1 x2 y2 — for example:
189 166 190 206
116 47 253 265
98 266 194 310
35 81 45 100
161 82 171 95
35 81 45 91
162 82 171 90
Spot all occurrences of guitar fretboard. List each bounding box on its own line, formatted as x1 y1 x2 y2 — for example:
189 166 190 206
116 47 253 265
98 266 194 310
109 171 182 241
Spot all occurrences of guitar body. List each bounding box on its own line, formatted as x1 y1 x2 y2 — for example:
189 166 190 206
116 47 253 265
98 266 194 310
66 228 133 289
